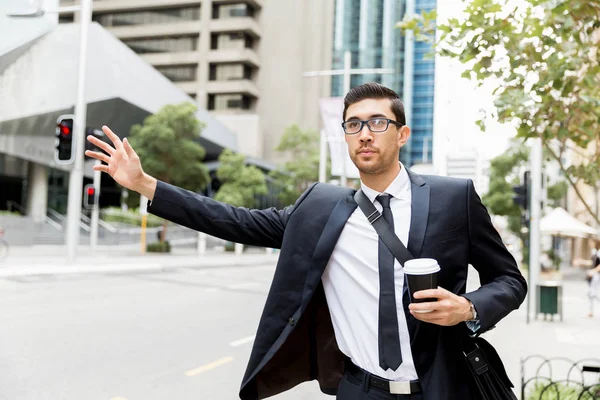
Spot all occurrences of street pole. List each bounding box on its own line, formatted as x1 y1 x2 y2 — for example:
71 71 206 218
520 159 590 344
318 130 327 183
340 50 352 187
529 137 543 321
89 160 101 250
65 0 91 261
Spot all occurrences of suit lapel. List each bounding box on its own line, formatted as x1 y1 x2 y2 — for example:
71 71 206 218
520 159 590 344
407 170 430 258
311 195 358 273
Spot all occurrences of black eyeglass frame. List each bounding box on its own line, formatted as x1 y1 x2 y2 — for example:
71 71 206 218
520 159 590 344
341 118 404 135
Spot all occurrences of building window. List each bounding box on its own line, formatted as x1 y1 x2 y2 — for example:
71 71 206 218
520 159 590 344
58 14 74 23
155 65 198 82
208 94 251 110
209 64 252 81
210 32 254 50
93 6 200 27
212 3 254 19
123 36 199 54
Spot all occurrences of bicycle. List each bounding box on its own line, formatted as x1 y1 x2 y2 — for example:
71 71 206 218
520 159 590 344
0 227 8 261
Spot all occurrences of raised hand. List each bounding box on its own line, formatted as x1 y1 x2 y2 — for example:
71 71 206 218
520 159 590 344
85 126 157 200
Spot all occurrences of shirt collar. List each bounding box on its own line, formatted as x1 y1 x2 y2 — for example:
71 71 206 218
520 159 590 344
360 163 411 203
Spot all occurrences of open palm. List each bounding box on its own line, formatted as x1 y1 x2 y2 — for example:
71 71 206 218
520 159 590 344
85 125 145 192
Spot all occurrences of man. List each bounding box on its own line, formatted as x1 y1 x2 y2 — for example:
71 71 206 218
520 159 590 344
86 82 527 400
587 249 600 317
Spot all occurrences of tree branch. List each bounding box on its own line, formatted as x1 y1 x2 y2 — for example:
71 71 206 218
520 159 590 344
543 142 600 225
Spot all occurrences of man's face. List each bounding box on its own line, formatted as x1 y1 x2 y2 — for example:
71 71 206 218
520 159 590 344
344 98 410 175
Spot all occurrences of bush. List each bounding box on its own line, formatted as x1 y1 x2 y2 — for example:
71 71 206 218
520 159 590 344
101 207 163 227
0 211 22 216
147 241 171 253
527 381 597 400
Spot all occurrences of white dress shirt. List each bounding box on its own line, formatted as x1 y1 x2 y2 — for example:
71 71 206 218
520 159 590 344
321 164 419 381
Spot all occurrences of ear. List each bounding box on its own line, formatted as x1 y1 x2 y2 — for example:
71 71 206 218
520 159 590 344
398 125 411 148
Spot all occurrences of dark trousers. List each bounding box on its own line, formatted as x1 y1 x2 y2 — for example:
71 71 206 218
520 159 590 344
336 369 424 400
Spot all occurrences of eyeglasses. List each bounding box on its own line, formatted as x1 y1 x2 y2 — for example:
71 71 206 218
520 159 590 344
341 118 403 135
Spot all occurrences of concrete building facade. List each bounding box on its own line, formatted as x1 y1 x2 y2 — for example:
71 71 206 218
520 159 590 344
59 0 335 162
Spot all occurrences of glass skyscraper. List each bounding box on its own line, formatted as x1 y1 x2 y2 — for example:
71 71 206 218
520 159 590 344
331 0 437 167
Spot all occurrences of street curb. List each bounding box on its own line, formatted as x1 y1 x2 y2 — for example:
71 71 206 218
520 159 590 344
0 255 279 278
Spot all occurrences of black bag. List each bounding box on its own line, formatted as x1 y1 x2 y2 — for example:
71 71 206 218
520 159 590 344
354 189 517 400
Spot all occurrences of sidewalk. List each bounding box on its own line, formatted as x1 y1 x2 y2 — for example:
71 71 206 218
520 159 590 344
0 244 280 277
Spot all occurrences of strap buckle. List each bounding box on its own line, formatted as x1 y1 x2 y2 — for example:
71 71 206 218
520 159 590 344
366 210 381 224
389 381 411 394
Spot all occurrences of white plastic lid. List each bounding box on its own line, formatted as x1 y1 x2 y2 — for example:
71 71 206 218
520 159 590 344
403 258 440 274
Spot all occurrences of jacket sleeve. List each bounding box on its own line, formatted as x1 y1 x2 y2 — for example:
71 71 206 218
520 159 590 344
462 179 528 332
147 180 317 249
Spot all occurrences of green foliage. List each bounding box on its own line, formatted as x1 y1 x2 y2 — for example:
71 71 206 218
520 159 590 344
397 0 600 224
0 211 21 216
483 143 529 218
483 142 530 263
214 149 268 208
547 181 568 207
269 125 322 206
526 381 599 400
147 241 171 253
100 207 163 227
128 102 209 192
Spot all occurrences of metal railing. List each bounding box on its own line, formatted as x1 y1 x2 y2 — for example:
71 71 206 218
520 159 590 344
521 355 600 399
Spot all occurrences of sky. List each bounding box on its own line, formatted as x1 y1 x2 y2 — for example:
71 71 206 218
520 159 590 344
432 0 515 173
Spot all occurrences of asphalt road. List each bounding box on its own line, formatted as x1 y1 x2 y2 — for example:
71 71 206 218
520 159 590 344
0 263 325 400
2 260 599 400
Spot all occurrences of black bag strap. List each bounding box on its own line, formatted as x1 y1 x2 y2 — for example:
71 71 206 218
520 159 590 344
354 189 414 266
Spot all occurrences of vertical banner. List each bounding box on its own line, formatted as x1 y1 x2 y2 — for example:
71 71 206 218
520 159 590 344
319 97 360 179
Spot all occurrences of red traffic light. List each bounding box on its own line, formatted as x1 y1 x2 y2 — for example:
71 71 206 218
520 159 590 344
58 123 72 137
87 187 95 196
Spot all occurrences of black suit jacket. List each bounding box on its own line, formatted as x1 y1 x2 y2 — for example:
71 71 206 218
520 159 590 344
148 170 527 400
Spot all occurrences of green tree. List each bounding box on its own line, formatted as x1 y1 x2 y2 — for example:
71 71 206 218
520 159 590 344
214 149 268 208
483 144 530 263
269 125 323 205
484 141 568 264
128 102 209 241
397 0 600 224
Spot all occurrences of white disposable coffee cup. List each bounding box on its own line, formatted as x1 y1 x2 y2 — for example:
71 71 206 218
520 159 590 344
404 258 440 313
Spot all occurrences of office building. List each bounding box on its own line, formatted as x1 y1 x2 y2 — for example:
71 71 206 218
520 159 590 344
59 0 335 162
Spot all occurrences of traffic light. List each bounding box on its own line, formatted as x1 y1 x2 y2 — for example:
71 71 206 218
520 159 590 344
512 171 530 210
55 114 75 164
83 184 98 210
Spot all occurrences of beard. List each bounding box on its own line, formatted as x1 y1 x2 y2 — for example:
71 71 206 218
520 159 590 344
350 152 388 175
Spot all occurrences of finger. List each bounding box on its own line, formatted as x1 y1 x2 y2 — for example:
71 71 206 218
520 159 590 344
85 150 110 164
409 301 439 313
413 288 444 299
123 137 137 158
93 164 110 173
410 310 444 323
87 135 115 155
102 125 123 150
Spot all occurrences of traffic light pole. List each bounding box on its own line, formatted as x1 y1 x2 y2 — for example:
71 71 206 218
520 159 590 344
65 0 92 261
528 138 543 321
89 162 101 250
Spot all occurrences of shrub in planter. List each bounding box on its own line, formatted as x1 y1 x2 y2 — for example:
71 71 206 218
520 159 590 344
147 241 171 253
526 381 597 400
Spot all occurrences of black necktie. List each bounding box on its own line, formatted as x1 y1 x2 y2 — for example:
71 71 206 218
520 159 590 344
376 194 403 371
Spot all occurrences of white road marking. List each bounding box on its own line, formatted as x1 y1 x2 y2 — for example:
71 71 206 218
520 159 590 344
185 357 234 376
230 335 256 347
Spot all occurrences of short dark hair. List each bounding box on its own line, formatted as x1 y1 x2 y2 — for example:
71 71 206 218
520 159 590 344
343 82 406 125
